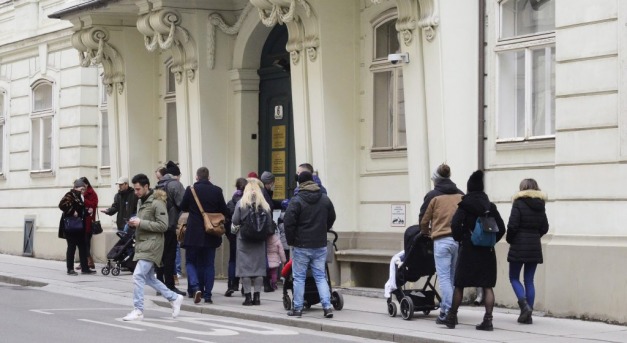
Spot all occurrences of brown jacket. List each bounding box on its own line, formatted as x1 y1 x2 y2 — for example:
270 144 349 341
420 193 463 239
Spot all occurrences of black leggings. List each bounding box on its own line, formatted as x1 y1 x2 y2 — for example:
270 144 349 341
66 235 89 272
157 230 178 289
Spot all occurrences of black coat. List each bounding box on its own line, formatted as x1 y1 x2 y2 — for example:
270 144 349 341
451 191 506 288
58 189 86 239
284 181 336 249
180 179 229 249
104 188 137 231
506 190 549 263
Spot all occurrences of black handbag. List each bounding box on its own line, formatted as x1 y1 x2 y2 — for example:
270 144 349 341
92 212 103 235
64 217 84 234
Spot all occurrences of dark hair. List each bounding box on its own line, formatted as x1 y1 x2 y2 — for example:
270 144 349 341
235 177 247 191
131 173 150 187
298 163 314 173
437 164 451 178
80 177 92 188
197 167 210 180
519 178 540 191
156 167 167 177
298 171 314 184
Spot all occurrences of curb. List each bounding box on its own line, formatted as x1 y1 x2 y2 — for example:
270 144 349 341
154 300 450 343
0 274 48 287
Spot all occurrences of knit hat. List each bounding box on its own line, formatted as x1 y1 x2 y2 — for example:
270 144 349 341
73 179 86 188
165 161 180 176
260 171 275 185
467 170 484 192
431 163 451 184
247 171 259 179
298 171 313 184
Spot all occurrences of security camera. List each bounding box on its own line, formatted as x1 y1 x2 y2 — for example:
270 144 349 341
387 53 409 64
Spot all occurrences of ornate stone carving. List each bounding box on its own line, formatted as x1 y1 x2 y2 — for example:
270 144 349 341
71 27 124 95
137 9 198 83
371 0 440 43
208 3 254 69
251 0 319 64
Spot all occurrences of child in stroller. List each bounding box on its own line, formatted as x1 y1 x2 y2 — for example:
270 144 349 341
385 225 441 320
281 230 344 312
101 229 136 276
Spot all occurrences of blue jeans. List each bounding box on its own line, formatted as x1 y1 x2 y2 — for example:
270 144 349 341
133 259 177 312
434 237 458 315
175 242 182 275
292 247 331 310
509 262 538 307
185 246 216 300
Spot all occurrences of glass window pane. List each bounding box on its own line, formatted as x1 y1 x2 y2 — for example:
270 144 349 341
531 48 547 136
550 46 555 134
375 20 399 59
396 69 406 147
43 117 52 169
101 111 110 167
31 119 40 169
0 125 3 172
373 71 393 148
498 50 526 139
0 91 4 118
33 83 52 112
167 67 176 93
166 102 178 162
501 0 555 39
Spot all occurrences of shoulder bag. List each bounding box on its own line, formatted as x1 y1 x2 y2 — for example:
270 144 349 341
64 216 84 234
191 186 225 237
92 211 103 235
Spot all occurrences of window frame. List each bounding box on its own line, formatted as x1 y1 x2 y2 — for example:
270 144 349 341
0 87 6 176
29 80 55 173
164 63 178 163
495 0 556 143
98 75 111 173
369 11 407 153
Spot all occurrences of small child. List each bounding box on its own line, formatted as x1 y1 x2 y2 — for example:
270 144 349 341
266 230 287 290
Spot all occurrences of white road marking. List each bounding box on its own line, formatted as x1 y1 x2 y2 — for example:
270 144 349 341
30 308 128 312
177 317 299 335
78 319 145 331
177 337 216 343
115 318 238 336
30 310 53 315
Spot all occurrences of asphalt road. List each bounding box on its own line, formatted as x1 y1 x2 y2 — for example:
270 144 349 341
0 282 386 343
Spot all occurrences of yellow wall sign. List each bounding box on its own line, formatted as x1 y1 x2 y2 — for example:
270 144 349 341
273 176 286 199
272 151 286 174
272 125 286 149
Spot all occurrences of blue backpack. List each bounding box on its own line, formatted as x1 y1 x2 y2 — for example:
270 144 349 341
471 210 499 247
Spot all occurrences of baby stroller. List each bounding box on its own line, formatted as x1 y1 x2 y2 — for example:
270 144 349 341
386 225 440 320
281 230 344 312
101 230 136 276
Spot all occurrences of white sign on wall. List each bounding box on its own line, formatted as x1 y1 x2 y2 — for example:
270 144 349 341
391 204 406 227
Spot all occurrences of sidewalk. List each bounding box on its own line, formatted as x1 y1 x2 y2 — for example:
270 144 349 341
0 253 625 343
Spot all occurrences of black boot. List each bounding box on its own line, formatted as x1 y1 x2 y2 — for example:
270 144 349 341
242 293 253 306
252 292 261 305
263 277 274 292
225 279 234 297
517 298 533 324
443 310 457 329
476 313 493 331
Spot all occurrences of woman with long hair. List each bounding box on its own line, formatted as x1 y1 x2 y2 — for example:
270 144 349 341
506 178 549 324
58 179 95 275
232 178 272 306
80 177 98 270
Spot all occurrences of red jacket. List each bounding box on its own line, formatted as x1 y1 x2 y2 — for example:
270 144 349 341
83 186 99 234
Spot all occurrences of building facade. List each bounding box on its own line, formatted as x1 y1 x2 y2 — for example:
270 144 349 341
0 0 625 323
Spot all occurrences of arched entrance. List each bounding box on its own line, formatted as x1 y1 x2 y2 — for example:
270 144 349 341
258 24 296 200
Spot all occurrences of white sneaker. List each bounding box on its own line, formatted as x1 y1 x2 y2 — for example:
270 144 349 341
122 308 143 321
171 294 184 318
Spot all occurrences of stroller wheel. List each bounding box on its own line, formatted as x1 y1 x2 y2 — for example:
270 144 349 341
400 296 414 320
101 267 110 276
387 301 397 317
111 267 121 276
283 295 292 310
331 291 344 311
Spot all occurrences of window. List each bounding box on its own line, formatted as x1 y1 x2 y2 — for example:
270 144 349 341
371 16 406 151
165 65 178 162
497 0 555 141
31 81 54 171
0 89 5 173
99 79 110 168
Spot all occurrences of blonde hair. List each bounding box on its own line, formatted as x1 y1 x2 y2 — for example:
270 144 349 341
239 178 271 212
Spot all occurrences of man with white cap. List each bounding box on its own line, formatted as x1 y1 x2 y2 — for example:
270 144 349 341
102 176 138 231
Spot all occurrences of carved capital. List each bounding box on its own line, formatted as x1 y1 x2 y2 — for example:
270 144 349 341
372 0 440 44
137 9 197 83
71 26 124 95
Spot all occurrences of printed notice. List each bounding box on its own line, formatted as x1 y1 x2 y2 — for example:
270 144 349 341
391 204 406 227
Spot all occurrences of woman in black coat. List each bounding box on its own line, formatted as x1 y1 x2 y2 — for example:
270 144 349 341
444 170 506 331
506 178 549 324
58 179 95 275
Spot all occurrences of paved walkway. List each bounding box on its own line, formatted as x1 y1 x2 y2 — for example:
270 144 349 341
0 253 625 343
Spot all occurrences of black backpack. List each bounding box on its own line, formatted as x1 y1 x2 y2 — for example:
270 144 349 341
240 204 271 241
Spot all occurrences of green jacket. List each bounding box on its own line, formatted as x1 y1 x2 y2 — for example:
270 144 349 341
133 189 169 266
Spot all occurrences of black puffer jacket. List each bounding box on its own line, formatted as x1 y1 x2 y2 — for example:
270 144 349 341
284 181 336 249
506 190 549 263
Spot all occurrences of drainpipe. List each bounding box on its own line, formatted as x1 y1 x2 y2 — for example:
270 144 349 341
478 0 486 170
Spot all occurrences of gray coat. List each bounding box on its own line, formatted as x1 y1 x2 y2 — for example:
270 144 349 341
232 201 267 277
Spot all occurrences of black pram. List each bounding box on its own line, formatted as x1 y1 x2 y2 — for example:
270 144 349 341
386 225 441 320
101 230 136 276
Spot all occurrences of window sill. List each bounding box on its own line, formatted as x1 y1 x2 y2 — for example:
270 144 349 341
0 173 5 180
495 137 555 151
370 149 408 159
30 169 55 178
100 166 111 176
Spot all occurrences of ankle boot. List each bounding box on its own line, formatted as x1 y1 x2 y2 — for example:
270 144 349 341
263 277 274 292
87 256 95 269
225 279 234 297
252 292 261 305
476 313 493 331
443 310 457 329
517 298 533 324
242 293 253 306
